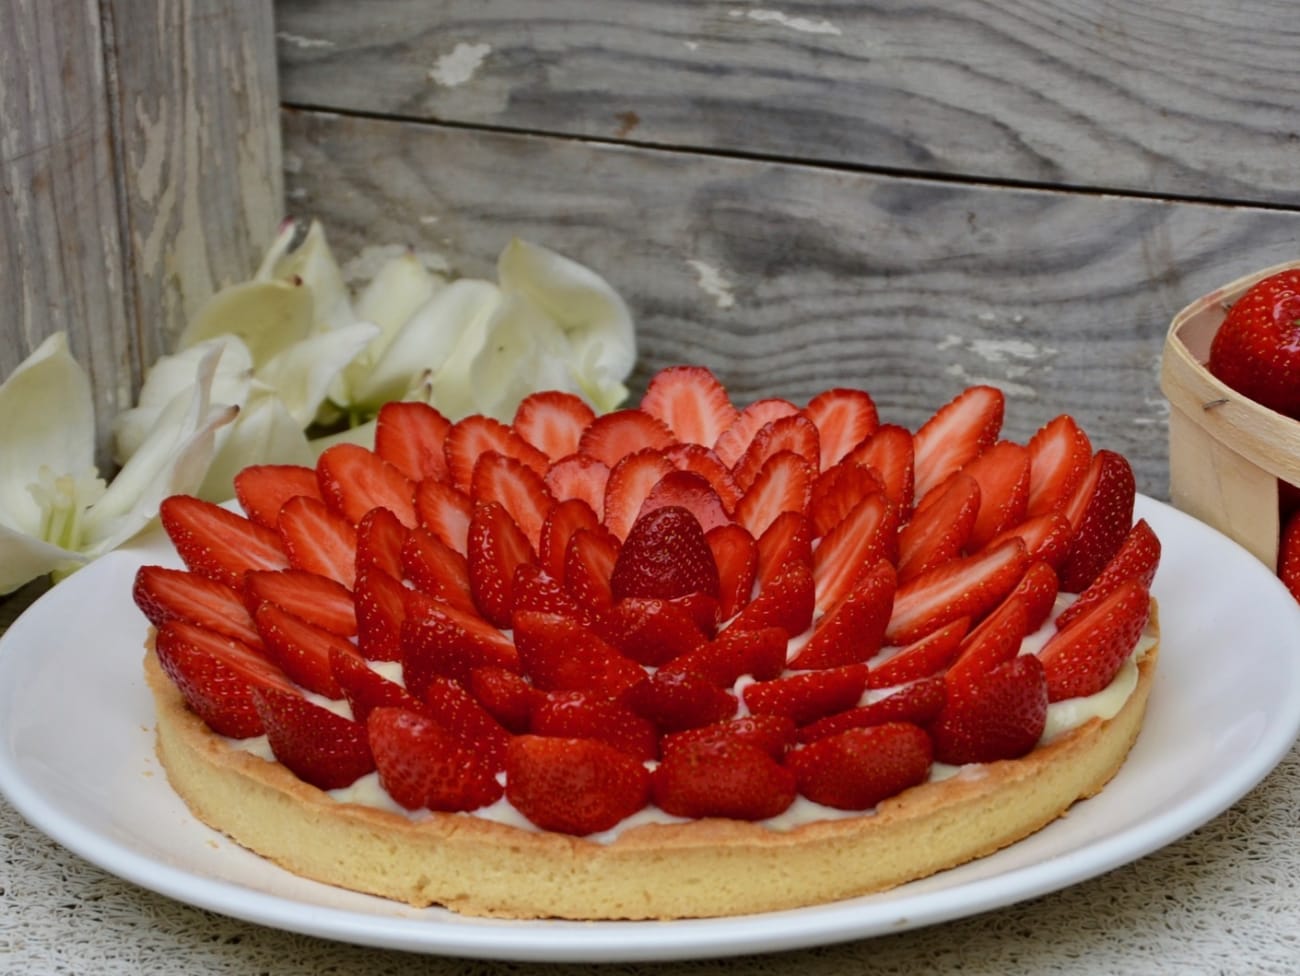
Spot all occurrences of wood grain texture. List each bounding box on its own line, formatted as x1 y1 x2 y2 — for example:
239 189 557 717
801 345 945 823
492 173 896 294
275 0 1300 207
280 108 1300 500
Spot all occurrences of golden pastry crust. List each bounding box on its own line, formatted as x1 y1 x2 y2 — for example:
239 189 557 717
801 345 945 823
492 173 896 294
143 614 1159 920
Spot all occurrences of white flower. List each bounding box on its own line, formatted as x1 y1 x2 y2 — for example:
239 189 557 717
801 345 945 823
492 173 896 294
0 334 235 594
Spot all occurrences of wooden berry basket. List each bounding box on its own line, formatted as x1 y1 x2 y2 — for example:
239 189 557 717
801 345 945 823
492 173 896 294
1160 258 1300 571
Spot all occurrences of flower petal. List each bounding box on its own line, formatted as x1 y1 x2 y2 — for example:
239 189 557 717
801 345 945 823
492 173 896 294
462 292 577 420
256 218 355 332
0 521 85 595
342 251 446 397
177 279 314 368
196 390 315 501
257 321 380 428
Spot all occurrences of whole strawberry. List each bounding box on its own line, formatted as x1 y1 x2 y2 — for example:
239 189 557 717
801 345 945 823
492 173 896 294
1208 269 1300 418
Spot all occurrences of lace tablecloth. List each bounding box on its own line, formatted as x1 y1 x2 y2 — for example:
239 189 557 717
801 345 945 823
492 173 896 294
3 584 1299 976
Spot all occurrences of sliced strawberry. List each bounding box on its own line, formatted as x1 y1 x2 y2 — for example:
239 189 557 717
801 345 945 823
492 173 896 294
401 527 475 612
352 567 407 661
355 506 409 580
661 625 788 686
959 440 1030 550
755 510 813 592
728 555 815 638
513 610 645 697
713 398 800 468
252 687 375 790
787 560 895 669
639 365 739 447
812 491 897 613
374 400 452 482
637 469 731 534
233 464 322 529
660 714 796 761
985 511 1073 571
159 495 289 589
621 669 738 733
742 663 869 726
804 387 879 470
798 678 946 744
367 706 502 811
468 665 544 733
912 385 1004 501
731 414 820 493
543 453 610 514
471 450 555 550
843 423 915 515
505 734 651 835
466 501 536 629
153 620 295 738
734 450 814 539
1055 518 1160 630
602 448 675 542
866 617 969 689
531 691 659 761
538 497 602 581
788 722 933 810
243 569 356 637
401 590 519 694
1059 450 1137 592
929 654 1048 765
421 675 513 770
609 506 720 602
134 565 261 648
444 413 549 494
576 409 675 467
944 594 1031 685
253 600 363 699
897 473 980 582
1006 560 1060 632
600 596 708 666
512 390 595 460
1038 578 1151 702
563 527 619 610
662 442 743 511
277 495 358 589
331 647 425 724
809 461 884 539
315 443 417 528
1025 414 1093 517
413 477 473 555
1281 509 1300 604
886 537 1030 645
705 522 758 621
651 736 796 820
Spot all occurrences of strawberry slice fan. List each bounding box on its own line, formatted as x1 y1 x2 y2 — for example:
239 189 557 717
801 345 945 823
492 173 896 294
136 365 1159 918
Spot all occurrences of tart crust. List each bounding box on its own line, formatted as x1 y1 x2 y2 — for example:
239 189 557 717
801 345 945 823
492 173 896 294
143 618 1158 920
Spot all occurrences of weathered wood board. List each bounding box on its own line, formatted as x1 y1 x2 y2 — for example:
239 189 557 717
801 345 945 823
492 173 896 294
280 108 1300 500
276 0 1300 206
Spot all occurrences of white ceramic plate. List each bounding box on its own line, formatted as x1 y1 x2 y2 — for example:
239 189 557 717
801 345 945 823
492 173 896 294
2 496 1299 962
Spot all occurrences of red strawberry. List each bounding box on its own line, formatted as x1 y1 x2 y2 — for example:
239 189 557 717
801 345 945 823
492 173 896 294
798 677 946 744
600 596 708 666
512 390 595 460
729 555 815 637
958 440 1030 550
713 397 800 468
352 567 407 661
866 617 969 689
512 561 602 626
602 448 675 541
843 424 915 515
468 665 543 733
505 735 651 835
651 736 796 820
444 414 548 494
912 385 1004 501
466 501 536 628
640 365 739 447
421 675 513 770
705 522 758 620
563 527 619 610
1038 578 1151 702
367 706 502 811
159 495 289 589
944 594 1031 685
929 654 1048 765
1059 450 1137 592
538 497 602 581
660 714 796 761
731 414 820 492
734 450 814 539
804 387 879 470
1025 414 1092 516
609 506 720 601
809 461 884 539
812 490 896 613
531 691 659 761
755 510 813 592
413 477 472 555
576 409 675 467
787 560 895 669
374 400 451 482
1207 268 1300 418
1280 508 1300 604
233 464 322 529
897 473 980 582
316 443 416 528
153 620 295 738
787 722 932 810
331 647 425 724
401 590 518 693
133 565 262 648
243 569 355 637
253 600 364 698
886 538 1029 645
355 506 409 580
742 663 869 726
637 469 731 534
252 687 375 790
985 511 1073 571
513 610 645 697
662 442 742 511
543 453 610 514
276 495 357 588
621 669 738 733
1005 560 1061 632
470 450 555 550
661 625 788 686
1055 519 1160 629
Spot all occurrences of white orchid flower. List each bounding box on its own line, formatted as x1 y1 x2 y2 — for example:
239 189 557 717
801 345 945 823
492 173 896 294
0 334 234 594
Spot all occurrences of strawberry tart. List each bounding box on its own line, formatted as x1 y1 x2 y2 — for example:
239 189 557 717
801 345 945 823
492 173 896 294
135 367 1160 919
